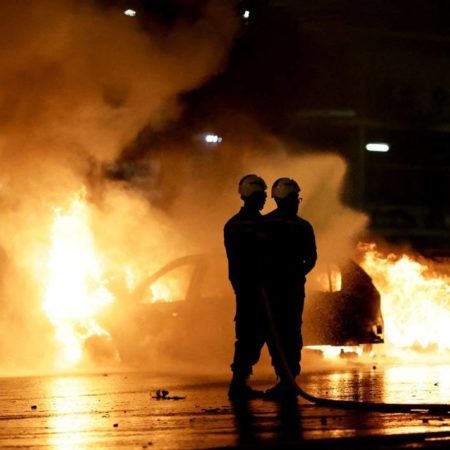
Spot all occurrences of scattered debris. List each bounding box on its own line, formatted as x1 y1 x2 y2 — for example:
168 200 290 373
113 423 119 428
201 407 227 414
152 389 186 401
155 389 169 399
434 382 439 386
31 405 37 410
372 365 377 370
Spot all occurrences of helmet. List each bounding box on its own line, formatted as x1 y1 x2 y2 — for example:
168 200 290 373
238 174 267 198
271 177 301 199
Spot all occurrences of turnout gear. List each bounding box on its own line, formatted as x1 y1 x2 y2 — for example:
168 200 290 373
263 184 317 380
271 177 300 199
224 176 268 393
238 174 267 198
228 374 265 400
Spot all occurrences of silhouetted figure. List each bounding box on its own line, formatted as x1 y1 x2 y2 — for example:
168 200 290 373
224 174 267 399
263 178 317 399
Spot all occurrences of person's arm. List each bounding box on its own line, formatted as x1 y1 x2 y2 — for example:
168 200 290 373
224 222 241 290
303 223 317 275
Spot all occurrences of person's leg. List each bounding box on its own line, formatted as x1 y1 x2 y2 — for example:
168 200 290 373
229 292 265 399
265 288 304 399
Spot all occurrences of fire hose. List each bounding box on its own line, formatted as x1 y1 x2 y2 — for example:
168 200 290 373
261 288 450 414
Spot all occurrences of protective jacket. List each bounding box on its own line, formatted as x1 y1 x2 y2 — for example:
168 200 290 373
263 208 317 286
224 206 264 292
263 207 317 377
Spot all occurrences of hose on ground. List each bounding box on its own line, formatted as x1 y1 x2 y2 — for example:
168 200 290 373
261 288 450 414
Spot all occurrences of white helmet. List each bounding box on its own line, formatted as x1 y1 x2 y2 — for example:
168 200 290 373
238 174 267 198
271 177 301 199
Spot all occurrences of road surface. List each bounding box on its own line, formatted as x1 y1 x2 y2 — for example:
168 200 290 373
1 362 450 449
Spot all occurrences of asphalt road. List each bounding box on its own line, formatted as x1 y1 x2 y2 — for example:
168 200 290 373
1 363 450 449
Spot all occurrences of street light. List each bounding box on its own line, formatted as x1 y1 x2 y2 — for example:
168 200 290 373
124 9 136 17
204 134 223 144
365 143 390 152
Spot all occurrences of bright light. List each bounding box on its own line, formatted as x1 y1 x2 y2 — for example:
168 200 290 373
204 134 223 144
243 10 250 19
360 243 450 351
366 143 390 152
43 191 115 368
124 9 136 17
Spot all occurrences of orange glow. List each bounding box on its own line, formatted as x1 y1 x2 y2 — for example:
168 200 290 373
308 345 365 359
43 191 115 369
360 243 450 352
149 280 172 303
309 264 342 292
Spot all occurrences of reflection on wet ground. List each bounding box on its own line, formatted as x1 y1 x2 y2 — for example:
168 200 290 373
301 363 450 404
0 365 449 449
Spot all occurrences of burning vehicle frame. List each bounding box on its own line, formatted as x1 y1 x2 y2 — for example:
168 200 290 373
100 253 384 366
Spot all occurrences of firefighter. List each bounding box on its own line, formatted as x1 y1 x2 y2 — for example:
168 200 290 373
224 174 267 399
263 178 317 399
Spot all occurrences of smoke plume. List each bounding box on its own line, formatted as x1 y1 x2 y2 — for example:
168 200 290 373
0 0 238 374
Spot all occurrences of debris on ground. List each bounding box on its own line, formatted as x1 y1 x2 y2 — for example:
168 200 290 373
152 389 186 400
113 423 119 428
201 407 228 414
31 405 37 410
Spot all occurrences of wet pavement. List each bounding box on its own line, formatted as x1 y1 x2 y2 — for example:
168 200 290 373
1 363 450 449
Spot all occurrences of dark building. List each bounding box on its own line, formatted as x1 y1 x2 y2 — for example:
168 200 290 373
115 0 450 254
203 0 450 254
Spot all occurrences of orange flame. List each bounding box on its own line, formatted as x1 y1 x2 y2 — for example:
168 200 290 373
360 243 450 352
43 191 115 368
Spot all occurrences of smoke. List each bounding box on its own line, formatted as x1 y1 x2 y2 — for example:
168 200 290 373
0 0 238 374
0 1 371 378
117 135 370 376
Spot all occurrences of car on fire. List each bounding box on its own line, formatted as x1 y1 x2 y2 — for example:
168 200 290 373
102 254 384 366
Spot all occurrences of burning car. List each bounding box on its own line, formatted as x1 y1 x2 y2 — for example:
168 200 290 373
101 254 384 366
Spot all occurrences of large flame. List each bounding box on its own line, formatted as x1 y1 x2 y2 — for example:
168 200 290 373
43 191 115 369
360 243 450 352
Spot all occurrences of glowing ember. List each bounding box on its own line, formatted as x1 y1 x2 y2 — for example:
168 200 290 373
43 191 115 368
360 243 450 352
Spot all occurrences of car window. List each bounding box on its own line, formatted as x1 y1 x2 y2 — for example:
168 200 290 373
308 264 342 292
141 264 194 304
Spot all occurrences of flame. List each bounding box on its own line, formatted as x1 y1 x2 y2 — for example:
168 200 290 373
43 191 115 368
309 264 342 292
360 243 450 352
308 345 365 359
150 280 172 303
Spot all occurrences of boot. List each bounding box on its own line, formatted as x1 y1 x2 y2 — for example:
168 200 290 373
228 375 264 400
264 379 298 400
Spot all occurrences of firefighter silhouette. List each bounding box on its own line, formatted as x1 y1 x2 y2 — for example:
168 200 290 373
263 178 317 399
224 174 267 399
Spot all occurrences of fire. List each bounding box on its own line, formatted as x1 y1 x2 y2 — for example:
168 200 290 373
43 191 115 368
150 280 172 303
360 243 450 352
